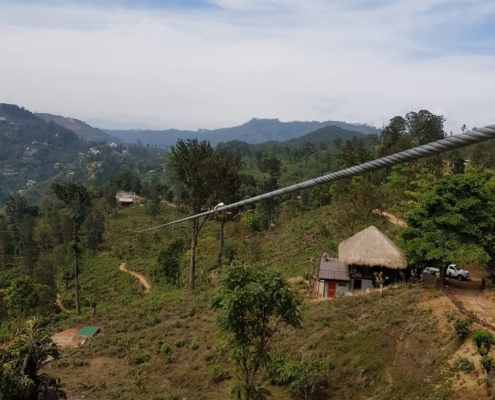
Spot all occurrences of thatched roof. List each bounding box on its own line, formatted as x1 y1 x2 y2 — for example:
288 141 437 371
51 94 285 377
338 226 407 269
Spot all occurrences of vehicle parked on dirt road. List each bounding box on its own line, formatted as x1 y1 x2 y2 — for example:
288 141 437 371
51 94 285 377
425 266 439 275
446 264 470 281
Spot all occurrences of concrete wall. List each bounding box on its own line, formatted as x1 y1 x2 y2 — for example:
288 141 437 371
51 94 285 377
350 278 373 292
362 279 374 291
336 282 349 296
317 281 349 298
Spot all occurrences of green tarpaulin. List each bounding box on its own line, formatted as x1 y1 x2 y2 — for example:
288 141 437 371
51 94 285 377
77 326 100 338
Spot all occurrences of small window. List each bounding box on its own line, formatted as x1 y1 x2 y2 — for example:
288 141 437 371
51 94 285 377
338 283 346 287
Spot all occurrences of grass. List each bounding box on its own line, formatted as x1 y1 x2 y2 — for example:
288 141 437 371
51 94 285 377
0 202 454 399
45 281 458 399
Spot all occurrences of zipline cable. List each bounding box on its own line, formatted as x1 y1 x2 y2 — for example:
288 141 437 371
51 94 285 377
138 124 495 232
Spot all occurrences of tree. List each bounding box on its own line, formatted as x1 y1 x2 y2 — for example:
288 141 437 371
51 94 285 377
0 318 66 400
4 276 38 333
0 215 11 269
212 263 301 399
168 139 215 291
402 170 495 275
50 182 90 315
378 116 410 158
155 238 185 287
5 194 30 224
83 205 105 251
405 110 446 177
206 150 242 268
259 156 282 230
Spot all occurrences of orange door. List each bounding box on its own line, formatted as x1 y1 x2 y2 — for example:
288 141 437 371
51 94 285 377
327 282 337 298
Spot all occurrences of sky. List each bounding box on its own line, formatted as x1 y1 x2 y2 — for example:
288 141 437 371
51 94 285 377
0 0 494 132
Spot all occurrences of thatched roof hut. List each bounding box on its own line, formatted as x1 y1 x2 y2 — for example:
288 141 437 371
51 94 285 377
338 226 407 269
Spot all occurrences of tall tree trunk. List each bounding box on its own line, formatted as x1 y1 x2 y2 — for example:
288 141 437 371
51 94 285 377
74 223 81 315
1 240 6 269
217 221 225 269
188 218 199 291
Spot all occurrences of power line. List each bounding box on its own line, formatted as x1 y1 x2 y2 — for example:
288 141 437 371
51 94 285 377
138 124 495 233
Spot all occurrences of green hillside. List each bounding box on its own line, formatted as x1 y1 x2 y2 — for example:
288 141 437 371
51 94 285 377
1 108 494 400
36 113 121 143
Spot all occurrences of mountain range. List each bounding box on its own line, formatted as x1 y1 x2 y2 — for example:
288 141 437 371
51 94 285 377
104 118 380 148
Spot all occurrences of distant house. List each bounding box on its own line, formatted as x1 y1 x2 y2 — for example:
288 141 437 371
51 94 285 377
317 254 350 298
3 168 18 176
116 191 137 207
88 147 100 155
26 180 37 188
0 116 6 122
316 226 407 298
109 142 118 148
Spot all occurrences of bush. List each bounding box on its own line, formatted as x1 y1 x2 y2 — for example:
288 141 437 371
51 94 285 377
174 338 185 348
453 357 475 373
472 329 495 355
269 352 326 399
481 355 495 372
189 338 199 350
207 362 231 383
130 349 150 365
160 343 172 356
454 317 472 341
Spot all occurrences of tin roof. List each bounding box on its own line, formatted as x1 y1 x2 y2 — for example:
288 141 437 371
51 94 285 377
318 253 350 281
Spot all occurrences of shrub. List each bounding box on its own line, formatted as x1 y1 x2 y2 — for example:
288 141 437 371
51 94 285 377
269 352 326 399
160 343 172 356
130 349 150 365
174 338 185 348
189 338 199 350
454 317 472 341
443 309 455 323
472 329 495 355
207 362 231 383
481 356 495 372
453 357 475 373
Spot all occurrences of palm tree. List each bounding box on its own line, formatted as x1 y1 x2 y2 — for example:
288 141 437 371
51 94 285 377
0 318 66 399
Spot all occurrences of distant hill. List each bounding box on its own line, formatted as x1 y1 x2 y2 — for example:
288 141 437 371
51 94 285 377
258 125 366 148
0 104 168 207
36 113 121 143
0 104 86 205
105 118 380 148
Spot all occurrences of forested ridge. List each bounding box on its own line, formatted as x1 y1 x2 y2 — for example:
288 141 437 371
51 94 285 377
1 106 495 399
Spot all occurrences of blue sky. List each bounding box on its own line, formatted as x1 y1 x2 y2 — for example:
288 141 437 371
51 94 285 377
0 0 494 131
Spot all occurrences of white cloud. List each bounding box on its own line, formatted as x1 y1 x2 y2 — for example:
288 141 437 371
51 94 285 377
0 0 493 132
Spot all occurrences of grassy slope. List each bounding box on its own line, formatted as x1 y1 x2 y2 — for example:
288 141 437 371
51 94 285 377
43 204 458 399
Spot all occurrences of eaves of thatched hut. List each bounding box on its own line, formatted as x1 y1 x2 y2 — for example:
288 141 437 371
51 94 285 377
338 225 407 293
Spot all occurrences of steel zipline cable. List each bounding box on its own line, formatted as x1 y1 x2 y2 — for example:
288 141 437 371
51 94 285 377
138 124 495 233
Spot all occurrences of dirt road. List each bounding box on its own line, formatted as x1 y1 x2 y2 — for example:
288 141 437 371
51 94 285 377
56 293 70 313
119 262 151 292
447 263 495 327
373 209 407 227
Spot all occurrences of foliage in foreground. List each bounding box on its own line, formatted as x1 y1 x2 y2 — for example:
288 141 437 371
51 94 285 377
0 318 66 400
212 263 302 399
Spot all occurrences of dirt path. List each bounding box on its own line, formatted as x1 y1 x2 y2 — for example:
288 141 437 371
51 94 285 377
446 263 495 328
56 293 70 313
373 209 407 227
119 262 151 292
